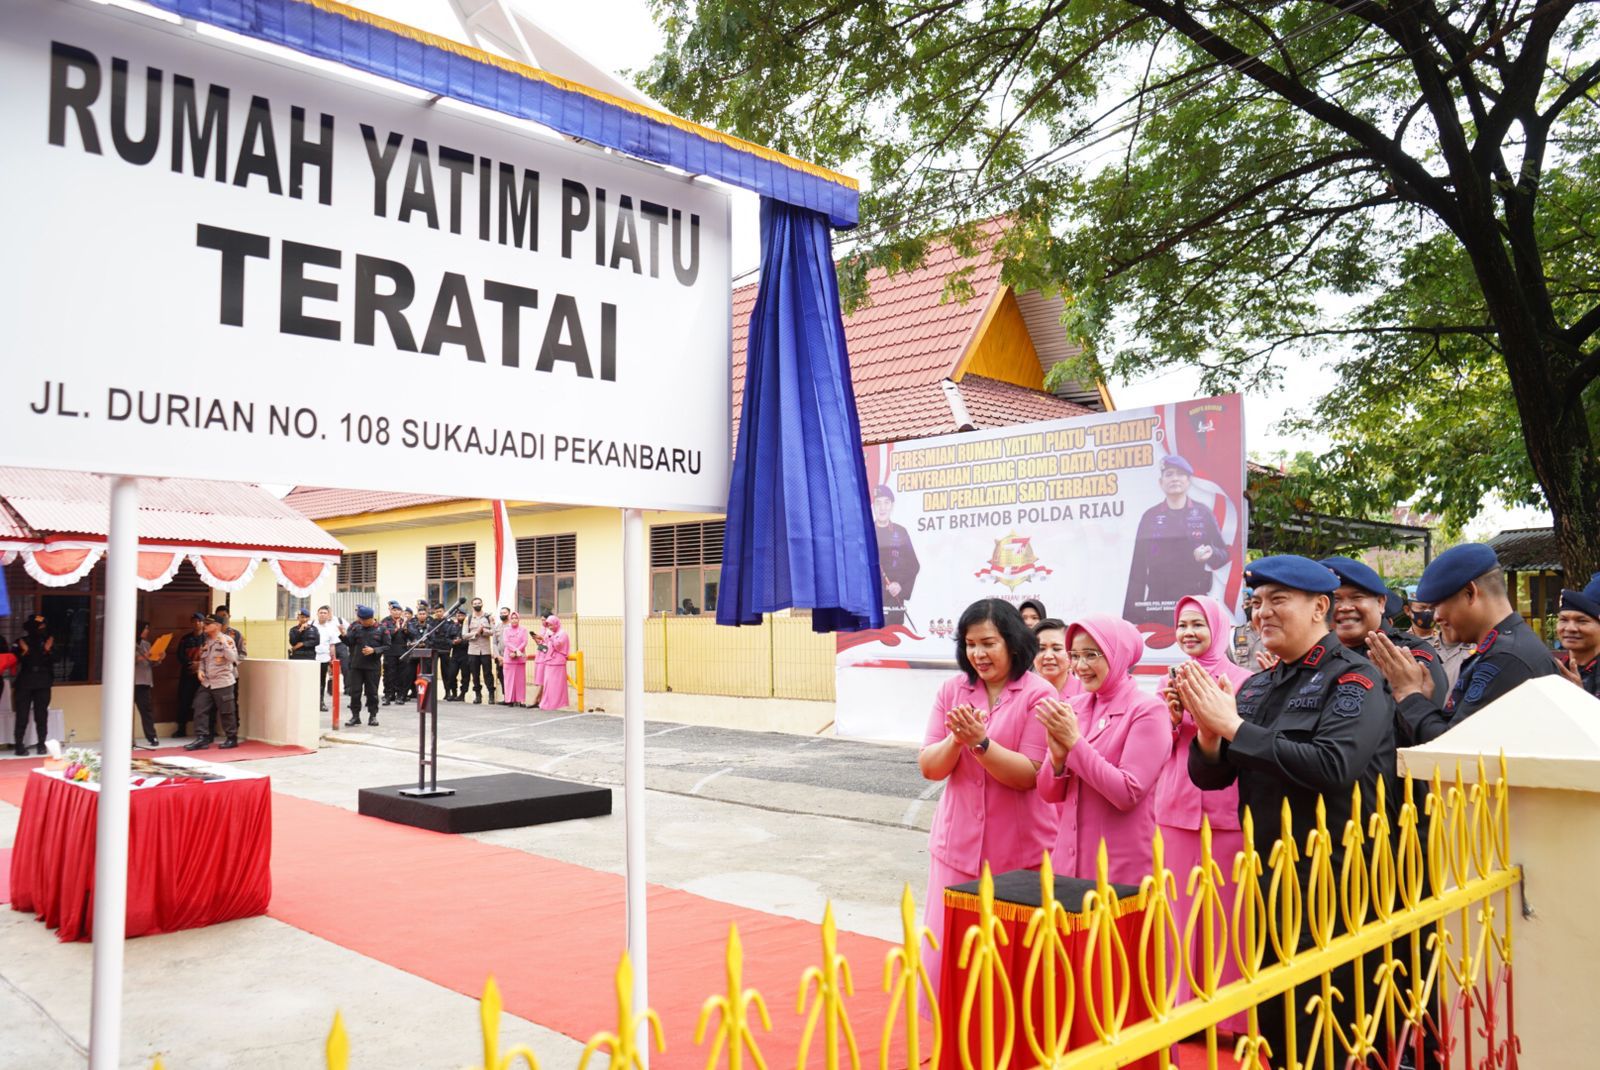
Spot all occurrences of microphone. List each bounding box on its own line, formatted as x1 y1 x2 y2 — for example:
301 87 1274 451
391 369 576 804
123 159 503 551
448 597 467 615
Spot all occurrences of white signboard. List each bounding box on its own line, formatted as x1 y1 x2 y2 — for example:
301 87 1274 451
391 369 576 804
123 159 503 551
0 0 731 511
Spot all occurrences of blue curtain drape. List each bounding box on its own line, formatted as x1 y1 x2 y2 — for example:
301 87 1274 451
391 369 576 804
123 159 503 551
716 200 883 633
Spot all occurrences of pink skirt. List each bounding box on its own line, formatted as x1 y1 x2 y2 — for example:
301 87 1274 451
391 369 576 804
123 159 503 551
502 659 527 704
921 856 979 1020
539 660 570 709
1160 823 1246 1033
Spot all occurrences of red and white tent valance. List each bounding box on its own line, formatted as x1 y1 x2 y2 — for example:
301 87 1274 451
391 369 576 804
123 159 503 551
1 538 338 594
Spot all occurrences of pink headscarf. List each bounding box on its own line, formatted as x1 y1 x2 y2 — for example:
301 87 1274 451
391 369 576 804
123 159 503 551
502 613 529 656
1174 596 1253 690
1064 614 1144 714
545 615 561 631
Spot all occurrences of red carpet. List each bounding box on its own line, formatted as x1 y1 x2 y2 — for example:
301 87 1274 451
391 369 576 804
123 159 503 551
267 792 930 1069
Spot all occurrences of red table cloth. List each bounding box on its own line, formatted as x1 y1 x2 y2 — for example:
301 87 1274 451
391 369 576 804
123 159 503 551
8 768 272 941
939 868 1159 1070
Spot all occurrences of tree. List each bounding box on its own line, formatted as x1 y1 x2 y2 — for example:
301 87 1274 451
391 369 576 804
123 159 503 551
644 0 1600 579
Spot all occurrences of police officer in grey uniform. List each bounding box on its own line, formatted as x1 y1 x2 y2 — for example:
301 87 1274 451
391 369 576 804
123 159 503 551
1178 554 1396 1068
1368 543 1558 746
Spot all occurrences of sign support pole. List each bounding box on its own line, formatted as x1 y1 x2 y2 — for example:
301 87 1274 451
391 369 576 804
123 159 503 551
89 474 138 1070
621 507 648 1060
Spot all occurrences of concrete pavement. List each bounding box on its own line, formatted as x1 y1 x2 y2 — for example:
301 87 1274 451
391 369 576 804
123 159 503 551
1 717 935 1068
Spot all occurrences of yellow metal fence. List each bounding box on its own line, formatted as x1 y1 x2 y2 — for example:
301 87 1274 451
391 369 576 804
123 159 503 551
569 616 836 702
229 615 836 704
150 759 1517 1070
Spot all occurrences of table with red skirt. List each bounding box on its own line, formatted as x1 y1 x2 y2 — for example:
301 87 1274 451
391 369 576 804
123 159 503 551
939 868 1160 1070
8 761 272 941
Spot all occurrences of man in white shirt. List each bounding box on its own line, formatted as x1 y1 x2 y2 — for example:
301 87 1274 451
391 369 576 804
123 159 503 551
313 605 346 713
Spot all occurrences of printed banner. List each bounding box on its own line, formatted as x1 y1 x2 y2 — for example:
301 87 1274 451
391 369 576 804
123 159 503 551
836 394 1247 740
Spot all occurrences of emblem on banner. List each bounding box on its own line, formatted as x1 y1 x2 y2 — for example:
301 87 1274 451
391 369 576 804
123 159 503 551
973 531 1053 591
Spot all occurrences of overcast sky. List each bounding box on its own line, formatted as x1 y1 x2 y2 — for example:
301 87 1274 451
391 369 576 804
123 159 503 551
243 0 1549 532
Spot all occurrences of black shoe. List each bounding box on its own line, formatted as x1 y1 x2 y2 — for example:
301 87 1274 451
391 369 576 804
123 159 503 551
184 737 212 751
473 693 482 704
367 716 379 726
344 716 362 727
219 737 239 750
171 728 188 739
33 743 46 756
382 697 393 706
145 737 159 748
13 744 26 757
319 701 328 713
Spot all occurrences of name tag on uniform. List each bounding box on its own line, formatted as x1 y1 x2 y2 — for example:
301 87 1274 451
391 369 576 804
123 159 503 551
1287 696 1321 710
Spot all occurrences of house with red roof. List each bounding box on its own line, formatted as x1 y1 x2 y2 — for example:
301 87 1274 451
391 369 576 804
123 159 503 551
225 230 1111 730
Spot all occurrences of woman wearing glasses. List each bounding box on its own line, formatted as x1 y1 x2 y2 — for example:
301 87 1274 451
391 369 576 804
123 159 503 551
1154 595 1254 1024
918 598 1058 1012
1035 614 1171 883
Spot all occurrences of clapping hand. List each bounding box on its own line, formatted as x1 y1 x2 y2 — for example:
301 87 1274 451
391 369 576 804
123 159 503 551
1173 662 1240 751
1255 650 1280 671
1366 630 1432 701
1034 697 1081 765
945 704 988 748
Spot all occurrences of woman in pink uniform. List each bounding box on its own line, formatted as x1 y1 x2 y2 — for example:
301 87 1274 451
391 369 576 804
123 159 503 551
539 616 571 710
1035 614 1171 885
1153 595 1253 1023
500 612 529 706
919 598 1058 1012
1031 617 1084 698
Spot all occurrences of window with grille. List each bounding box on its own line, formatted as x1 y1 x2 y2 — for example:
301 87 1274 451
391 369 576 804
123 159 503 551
515 534 577 618
336 551 377 590
425 542 476 609
649 521 723 615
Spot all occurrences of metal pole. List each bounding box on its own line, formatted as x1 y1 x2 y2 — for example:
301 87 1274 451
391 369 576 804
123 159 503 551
621 507 649 1055
89 475 138 1070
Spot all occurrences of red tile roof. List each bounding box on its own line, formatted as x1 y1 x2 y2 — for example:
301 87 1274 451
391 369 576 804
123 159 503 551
284 487 465 520
733 222 1081 444
0 468 342 551
957 375 1091 428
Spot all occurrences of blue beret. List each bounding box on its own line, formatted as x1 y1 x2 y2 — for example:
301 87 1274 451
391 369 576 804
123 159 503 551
356 604 375 619
1320 556 1390 598
387 599 401 609
1159 455 1194 476
1385 590 1403 618
190 612 206 621
1415 543 1500 603
1242 555 1339 594
873 484 894 501
1561 571 1600 620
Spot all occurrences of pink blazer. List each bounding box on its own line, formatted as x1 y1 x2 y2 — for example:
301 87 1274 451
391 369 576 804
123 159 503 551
924 671 1059 875
1036 616 1172 886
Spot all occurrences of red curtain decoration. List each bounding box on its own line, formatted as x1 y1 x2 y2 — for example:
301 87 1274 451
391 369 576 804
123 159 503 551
269 558 330 596
189 553 263 592
135 551 183 591
21 547 103 586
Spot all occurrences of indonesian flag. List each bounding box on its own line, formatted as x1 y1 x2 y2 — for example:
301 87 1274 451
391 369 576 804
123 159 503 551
492 500 518 611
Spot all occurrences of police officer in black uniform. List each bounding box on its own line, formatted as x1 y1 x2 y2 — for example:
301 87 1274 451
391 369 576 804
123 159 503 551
174 613 208 738
378 601 414 706
1178 554 1397 1068
446 608 470 700
1556 572 1600 696
1321 556 1449 700
343 605 384 726
287 609 320 662
1368 543 1558 745
425 604 455 699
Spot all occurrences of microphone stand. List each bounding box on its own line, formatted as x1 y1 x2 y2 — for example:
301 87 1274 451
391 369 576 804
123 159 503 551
398 601 463 798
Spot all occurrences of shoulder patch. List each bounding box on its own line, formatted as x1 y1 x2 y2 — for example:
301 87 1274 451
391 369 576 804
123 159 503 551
1411 647 1435 662
1333 682 1366 716
1476 629 1500 655
1337 672 1374 689
1301 644 1326 668
1464 662 1501 705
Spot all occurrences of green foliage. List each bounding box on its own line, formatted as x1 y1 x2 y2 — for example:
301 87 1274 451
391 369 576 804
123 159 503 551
645 0 1600 574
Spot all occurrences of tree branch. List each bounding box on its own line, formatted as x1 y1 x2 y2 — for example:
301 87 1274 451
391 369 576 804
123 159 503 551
1567 303 1600 348
1118 0 1461 227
